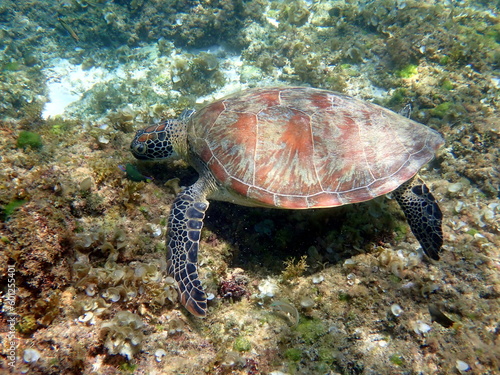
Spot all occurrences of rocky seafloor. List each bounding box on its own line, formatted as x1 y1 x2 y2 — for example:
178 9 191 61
0 0 499 374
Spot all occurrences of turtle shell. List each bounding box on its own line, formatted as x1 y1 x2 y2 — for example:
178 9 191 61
188 87 443 209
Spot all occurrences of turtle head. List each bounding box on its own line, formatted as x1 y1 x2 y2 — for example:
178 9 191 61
131 110 194 160
130 120 177 160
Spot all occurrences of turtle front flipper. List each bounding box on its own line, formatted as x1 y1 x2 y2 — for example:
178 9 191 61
393 175 443 260
167 180 210 317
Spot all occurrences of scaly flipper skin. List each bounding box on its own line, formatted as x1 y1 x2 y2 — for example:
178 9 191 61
393 175 443 260
167 180 210 317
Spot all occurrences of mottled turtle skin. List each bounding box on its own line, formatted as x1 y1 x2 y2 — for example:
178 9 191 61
131 87 444 317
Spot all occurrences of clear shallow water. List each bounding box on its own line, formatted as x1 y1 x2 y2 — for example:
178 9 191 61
0 1 499 374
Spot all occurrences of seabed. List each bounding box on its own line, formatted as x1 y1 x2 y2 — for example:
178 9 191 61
0 1 499 374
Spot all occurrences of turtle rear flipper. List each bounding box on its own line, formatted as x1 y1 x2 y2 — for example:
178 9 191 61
167 181 210 317
393 176 443 260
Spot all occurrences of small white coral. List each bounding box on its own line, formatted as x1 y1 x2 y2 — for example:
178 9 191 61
154 349 167 362
23 348 41 363
312 275 324 284
456 360 470 373
391 304 403 317
412 320 432 335
78 312 95 324
257 278 278 298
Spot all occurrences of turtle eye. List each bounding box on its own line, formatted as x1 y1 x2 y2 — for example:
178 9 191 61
133 143 146 155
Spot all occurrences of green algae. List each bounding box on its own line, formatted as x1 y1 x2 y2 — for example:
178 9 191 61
284 347 302 361
440 78 454 91
119 363 137 372
389 354 404 366
50 124 67 135
338 292 352 302
388 88 408 106
233 336 251 352
47 119 74 135
2 61 22 71
439 55 450 65
466 228 479 236
395 64 418 78
388 274 402 284
294 317 326 344
1 199 27 221
285 317 338 372
16 131 43 149
16 314 37 334
430 102 452 118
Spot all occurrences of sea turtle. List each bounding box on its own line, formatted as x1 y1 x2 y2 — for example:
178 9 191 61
130 86 444 317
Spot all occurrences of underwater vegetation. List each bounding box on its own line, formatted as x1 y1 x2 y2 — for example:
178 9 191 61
0 0 499 374
16 131 43 149
0 199 27 221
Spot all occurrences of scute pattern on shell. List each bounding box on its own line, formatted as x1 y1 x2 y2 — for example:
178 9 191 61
188 87 443 209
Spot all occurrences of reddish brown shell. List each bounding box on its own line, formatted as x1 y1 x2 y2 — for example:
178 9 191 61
188 87 443 209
